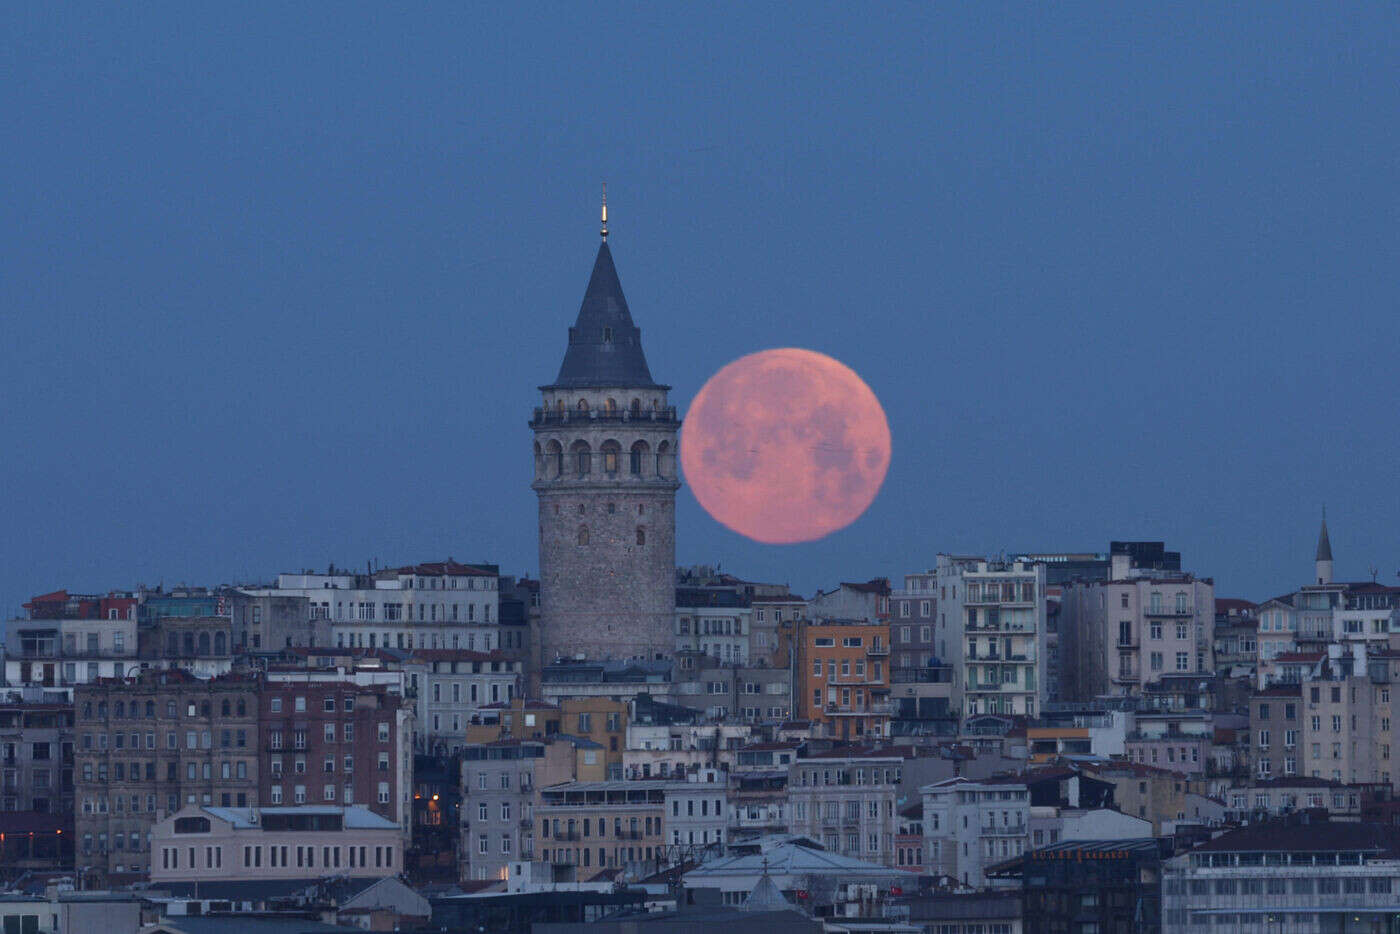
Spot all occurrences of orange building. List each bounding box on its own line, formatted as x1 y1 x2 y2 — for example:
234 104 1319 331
797 619 892 740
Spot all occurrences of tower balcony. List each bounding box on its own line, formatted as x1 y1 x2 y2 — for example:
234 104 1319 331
531 407 678 428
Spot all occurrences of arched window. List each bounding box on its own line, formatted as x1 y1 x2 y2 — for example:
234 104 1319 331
166 633 179 655
200 701 211 717
555 399 565 417
636 528 646 546
237 700 246 717
601 440 621 474
630 398 641 416
605 398 617 415
630 440 649 476
182 632 195 656
115 702 125 718
577 526 590 546
145 700 155 718
656 441 671 478
577 399 589 414
545 440 563 478
221 700 231 717
214 631 226 655
533 441 543 477
571 440 591 477
197 632 211 656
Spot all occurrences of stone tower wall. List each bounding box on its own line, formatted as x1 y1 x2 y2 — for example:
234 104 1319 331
532 387 679 663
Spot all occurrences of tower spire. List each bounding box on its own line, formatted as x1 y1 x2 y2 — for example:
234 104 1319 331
600 182 608 241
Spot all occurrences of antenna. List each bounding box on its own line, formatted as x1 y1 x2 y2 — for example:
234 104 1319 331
600 182 608 240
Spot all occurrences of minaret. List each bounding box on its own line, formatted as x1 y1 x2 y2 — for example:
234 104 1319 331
530 194 680 666
1315 511 1333 585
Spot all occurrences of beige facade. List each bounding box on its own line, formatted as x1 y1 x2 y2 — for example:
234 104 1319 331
1059 575 1214 701
74 671 259 874
1298 674 1394 784
536 779 668 878
149 804 403 882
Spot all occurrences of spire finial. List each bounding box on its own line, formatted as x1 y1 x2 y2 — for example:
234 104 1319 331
600 182 608 241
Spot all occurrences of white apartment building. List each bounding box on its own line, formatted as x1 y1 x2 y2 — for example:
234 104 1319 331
405 650 523 750
787 753 900 867
250 561 502 653
938 560 1047 721
674 600 752 665
922 776 1029 889
663 767 728 856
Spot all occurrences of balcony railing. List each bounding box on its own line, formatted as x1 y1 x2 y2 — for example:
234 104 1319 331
531 407 679 426
981 823 1026 836
1145 606 1193 617
866 643 889 656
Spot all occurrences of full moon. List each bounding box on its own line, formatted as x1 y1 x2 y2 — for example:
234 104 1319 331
681 348 892 544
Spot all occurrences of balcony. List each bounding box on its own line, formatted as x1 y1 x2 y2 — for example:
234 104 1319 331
866 642 889 657
1145 606 1193 617
981 823 1026 836
825 702 894 717
531 406 679 427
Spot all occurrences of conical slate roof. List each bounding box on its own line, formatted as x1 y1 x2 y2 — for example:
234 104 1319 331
547 242 660 390
741 872 791 912
1316 517 1333 562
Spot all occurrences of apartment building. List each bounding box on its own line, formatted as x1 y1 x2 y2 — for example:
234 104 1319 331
459 739 545 881
945 561 1047 720
1161 817 1400 932
149 804 402 883
1058 573 1214 701
786 751 900 867
663 766 727 855
258 680 414 832
674 588 753 665
669 653 791 724
4 615 139 697
250 560 503 652
536 780 669 878
1298 672 1394 785
74 670 260 874
404 649 523 750
0 700 73 815
890 570 939 675
795 620 891 741
1249 684 1302 781
922 775 1029 889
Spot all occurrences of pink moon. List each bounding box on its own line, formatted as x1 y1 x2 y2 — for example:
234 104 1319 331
681 348 892 544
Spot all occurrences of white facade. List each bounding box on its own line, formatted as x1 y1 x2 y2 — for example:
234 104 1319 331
674 604 752 665
938 560 1047 721
251 564 501 653
922 776 1029 889
406 652 523 750
663 767 728 854
787 756 900 867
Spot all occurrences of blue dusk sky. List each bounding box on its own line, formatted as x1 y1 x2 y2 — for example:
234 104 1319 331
2 3 1398 616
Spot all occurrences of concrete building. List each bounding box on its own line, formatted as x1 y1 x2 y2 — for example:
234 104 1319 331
922 775 1029 889
4 615 140 697
674 588 753 665
74 670 260 874
1249 684 1303 781
222 590 318 653
786 751 900 867
1058 572 1215 701
257 679 414 832
1161 816 1400 932
531 224 680 665
252 560 504 652
403 649 523 750
537 780 670 879
890 570 940 680
670 653 791 724
663 766 728 857
149 804 403 883
1222 777 1370 823
459 739 546 882
0 699 72 815
944 560 1047 721
794 619 892 741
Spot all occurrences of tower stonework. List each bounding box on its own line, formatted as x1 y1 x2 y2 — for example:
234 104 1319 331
531 234 679 663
